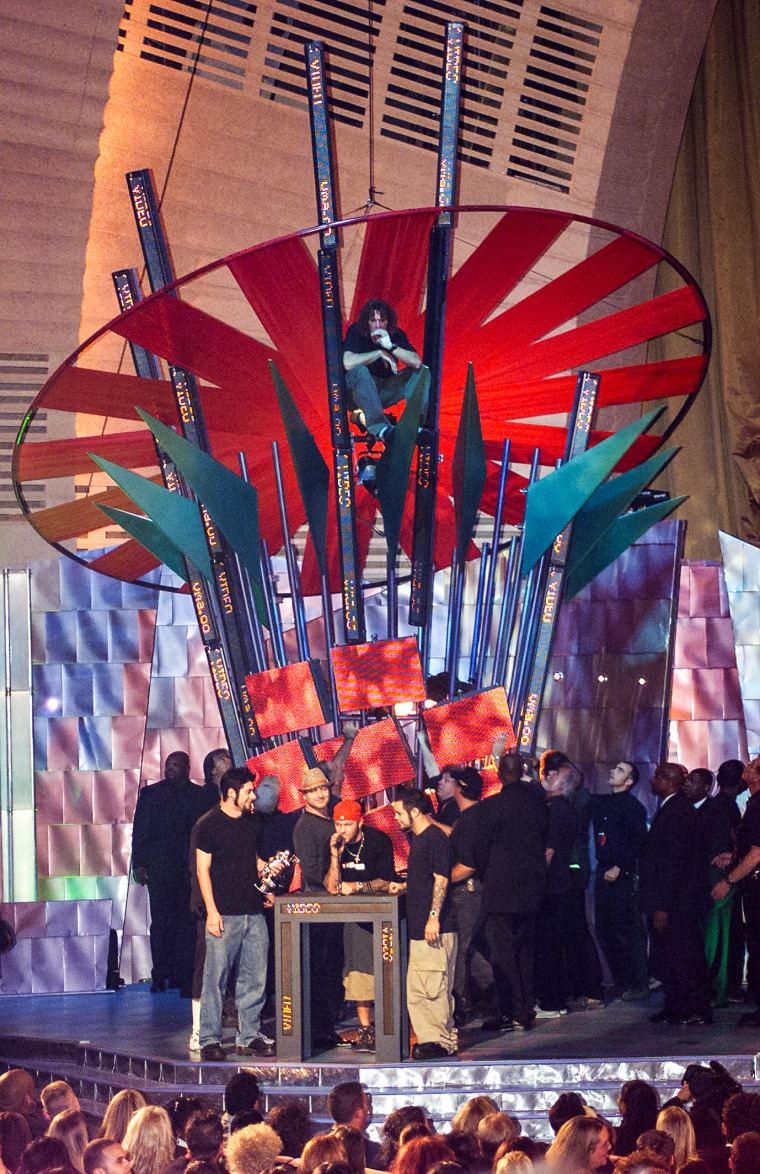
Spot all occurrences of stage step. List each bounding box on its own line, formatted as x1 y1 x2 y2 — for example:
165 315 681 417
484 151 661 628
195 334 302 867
0 1036 757 1142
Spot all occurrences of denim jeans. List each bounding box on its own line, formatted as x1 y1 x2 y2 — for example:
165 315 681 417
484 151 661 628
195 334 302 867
199 914 268 1047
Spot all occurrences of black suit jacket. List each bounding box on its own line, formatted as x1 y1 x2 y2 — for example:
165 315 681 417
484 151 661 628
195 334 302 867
477 782 548 915
639 791 709 921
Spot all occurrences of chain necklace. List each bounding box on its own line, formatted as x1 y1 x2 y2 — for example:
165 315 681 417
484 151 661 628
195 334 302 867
343 834 364 865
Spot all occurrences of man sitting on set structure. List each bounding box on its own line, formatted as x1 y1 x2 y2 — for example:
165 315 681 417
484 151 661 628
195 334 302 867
343 298 422 441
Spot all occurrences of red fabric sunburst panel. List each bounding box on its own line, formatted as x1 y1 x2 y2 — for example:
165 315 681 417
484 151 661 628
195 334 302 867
16 430 159 481
246 737 307 813
338 718 415 799
363 805 409 872
40 366 178 422
423 687 516 770
330 637 426 710
244 662 327 738
350 211 437 333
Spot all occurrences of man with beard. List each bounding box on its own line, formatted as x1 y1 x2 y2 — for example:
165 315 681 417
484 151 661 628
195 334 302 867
195 766 277 1061
324 800 396 1050
343 299 422 441
390 787 457 1059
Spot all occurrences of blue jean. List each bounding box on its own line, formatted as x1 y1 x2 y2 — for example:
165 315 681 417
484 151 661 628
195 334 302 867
346 365 418 436
199 914 268 1047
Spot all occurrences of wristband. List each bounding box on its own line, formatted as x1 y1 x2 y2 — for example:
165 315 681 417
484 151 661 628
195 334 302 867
727 875 737 886
429 911 439 919
389 343 397 353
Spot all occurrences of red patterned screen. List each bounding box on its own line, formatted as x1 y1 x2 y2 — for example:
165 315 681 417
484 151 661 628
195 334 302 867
330 637 426 710
363 805 409 872
339 718 415 799
423 687 516 786
244 662 326 738
246 737 308 813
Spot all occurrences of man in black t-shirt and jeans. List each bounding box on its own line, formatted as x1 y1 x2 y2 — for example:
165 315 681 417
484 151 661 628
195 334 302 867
390 788 457 1060
195 766 280 1061
343 299 422 441
324 799 396 1051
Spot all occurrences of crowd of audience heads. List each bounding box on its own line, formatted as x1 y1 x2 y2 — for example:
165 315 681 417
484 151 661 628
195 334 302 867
0 1070 758 1174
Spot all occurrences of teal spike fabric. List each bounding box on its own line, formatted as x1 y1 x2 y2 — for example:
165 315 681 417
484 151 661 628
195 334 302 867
567 448 677 573
88 453 214 581
134 410 267 622
564 496 686 599
269 361 330 577
375 367 429 558
452 364 488 563
96 505 190 583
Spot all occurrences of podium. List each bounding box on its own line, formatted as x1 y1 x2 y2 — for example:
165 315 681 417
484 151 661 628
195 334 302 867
274 892 408 1063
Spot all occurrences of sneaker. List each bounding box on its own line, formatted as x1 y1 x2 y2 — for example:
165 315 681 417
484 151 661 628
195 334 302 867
621 985 649 1002
352 1025 376 1051
237 1033 275 1057
534 1007 567 1019
188 1031 200 1053
411 1041 450 1060
200 1043 226 1062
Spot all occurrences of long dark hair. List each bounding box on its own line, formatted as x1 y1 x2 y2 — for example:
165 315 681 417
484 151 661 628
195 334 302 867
356 299 398 337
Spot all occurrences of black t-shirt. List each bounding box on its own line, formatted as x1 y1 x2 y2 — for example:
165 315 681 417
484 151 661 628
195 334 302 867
340 825 396 885
590 790 648 873
343 322 414 381
195 807 263 916
450 802 483 879
293 809 334 890
406 823 454 940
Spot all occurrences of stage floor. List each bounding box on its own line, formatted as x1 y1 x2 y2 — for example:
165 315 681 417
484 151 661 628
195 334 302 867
1 982 759 1064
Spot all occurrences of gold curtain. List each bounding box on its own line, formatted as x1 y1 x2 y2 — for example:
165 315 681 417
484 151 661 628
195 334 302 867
655 0 760 559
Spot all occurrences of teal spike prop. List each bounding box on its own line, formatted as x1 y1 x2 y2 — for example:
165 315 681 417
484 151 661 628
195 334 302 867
564 496 686 600
452 364 488 563
568 448 678 573
95 505 190 583
521 407 663 576
269 361 330 577
134 409 267 622
375 367 429 557
88 454 214 581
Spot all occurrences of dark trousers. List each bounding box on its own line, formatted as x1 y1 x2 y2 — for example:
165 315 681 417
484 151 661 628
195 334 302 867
534 892 573 1011
565 876 604 1000
647 912 710 1018
595 872 648 991
147 876 196 995
486 911 537 1026
451 881 493 1002
743 881 760 1007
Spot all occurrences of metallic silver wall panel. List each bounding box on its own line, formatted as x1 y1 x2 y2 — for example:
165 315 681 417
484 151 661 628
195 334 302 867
92 771 127 824
77 898 112 936
62 664 95 718
35 827 49 880
111 824 133 876
136 610 157 662
29 561 61 614
48 824 82 876
107 610 140 663
59 558 92 612
77 610 110 664
0 937 32 994
187 629 210 676
81 824 115 878
173 677 205 729
33 664 62 716
46 900 78 936
90 573 127 610
46 611 77 662
63 772 94 824
115 577 160 611
31 613 47 664
189 725 225 769
46 717 80 770
92 663 125 717
63 934 99 992
31 936 65 992
111 716 148 771
122 663 151 716
153 624 189 677
35 771 64 824
78 716 113 770
122 881 150 934
145 676 175 730
95 875 128 911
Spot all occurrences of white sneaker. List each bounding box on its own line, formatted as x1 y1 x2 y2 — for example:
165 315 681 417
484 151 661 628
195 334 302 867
188 1031 200 1052
534 1007 567 1019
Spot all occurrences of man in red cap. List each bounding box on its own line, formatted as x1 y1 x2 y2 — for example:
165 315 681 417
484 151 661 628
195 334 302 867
325 800 396 1050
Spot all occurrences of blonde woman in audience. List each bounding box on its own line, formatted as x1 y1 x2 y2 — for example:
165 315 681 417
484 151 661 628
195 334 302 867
301 1136 348 1174
450 1099 500 1137
494 1155 532 1174
123 1106 174 1174
99 1091 147 1144
47 1110 89 1172
545 1117 613 1172
654 1106 697 1169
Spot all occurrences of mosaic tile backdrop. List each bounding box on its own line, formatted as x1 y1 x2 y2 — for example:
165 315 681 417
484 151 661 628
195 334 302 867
720 531 760 759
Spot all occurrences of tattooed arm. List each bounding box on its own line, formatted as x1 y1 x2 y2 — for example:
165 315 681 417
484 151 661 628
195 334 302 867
425 873 448 944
